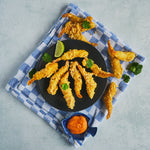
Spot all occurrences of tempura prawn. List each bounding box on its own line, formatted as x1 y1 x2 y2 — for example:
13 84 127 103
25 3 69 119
27 62 58 85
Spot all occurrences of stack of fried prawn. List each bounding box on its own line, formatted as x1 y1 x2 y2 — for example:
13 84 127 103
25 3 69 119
27 40 136 117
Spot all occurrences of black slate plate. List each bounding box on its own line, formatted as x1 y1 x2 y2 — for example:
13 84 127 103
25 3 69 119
36 40 107 112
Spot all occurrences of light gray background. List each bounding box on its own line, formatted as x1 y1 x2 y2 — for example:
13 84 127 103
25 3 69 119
0 0 150 150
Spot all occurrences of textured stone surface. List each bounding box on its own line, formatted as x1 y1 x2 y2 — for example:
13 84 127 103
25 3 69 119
0 0 150 150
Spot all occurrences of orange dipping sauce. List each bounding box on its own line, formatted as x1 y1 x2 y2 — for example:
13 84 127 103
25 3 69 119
67 115 88 134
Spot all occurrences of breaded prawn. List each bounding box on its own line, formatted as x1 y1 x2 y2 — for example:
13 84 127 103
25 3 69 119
27 63 58 85
59 71 75 109
103 82 118 119
108 40 123 79
58 13 97 46
70 61 83 98
77 63 97 99
58 21 97 47
62 13 84 23
52 49 88 63
82 58 114 78
108 44 136 62
61 13 96 31
47 61 69 95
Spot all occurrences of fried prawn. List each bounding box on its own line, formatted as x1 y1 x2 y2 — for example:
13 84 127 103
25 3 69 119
108 44 136 62
108 40 123 79
27 63 58 85
70 61 83 98
58 13 97 46
59 71 75 109
77 63 97 99
47 61 69 95
103 82 118 119
82 58 114 78
52 49 88 63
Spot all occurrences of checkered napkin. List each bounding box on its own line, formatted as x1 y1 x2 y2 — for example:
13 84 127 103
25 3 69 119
5 3 145 147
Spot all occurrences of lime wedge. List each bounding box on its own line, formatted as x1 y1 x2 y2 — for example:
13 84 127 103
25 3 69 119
54 40 65 57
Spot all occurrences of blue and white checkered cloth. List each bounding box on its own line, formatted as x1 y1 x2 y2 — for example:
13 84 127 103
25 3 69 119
5 3 145 147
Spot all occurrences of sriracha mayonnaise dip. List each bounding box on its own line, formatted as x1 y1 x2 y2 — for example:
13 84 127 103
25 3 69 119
67 115 88 134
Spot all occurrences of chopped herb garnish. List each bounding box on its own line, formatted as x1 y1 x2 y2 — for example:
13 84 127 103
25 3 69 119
42 52 52 63
62 83 68 90
82 21 91 29
128 62 143 75
29 68 36 79
123 74 130 83
86 59 93 68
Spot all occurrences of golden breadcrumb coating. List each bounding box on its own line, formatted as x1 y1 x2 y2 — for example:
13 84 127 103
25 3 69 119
109 45 136 62
108 40 123 79
82 57 114 78
47 61 69 95
59 71 75 109
52 49 88 63
70 61 83 98
58 13 97 46
27 62 58 85
77 63 97 99
103 82 118 119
